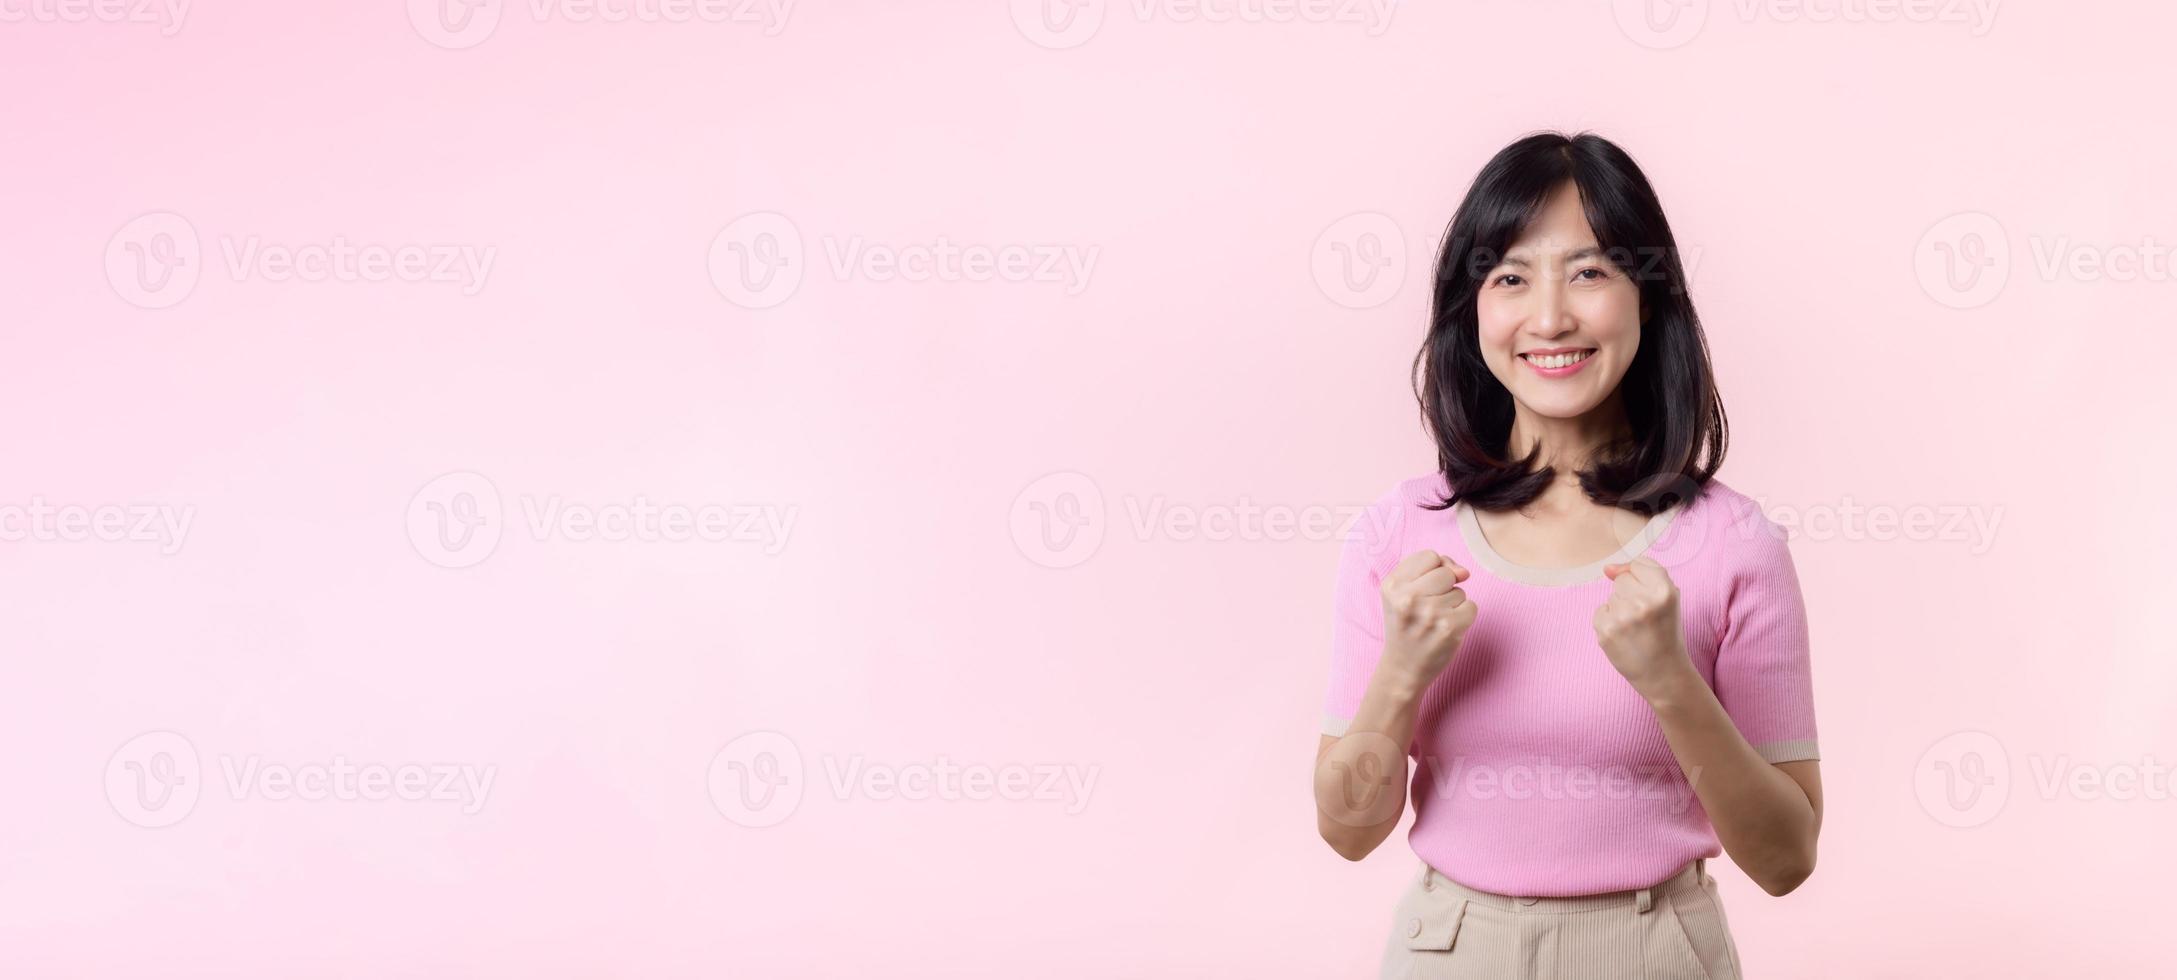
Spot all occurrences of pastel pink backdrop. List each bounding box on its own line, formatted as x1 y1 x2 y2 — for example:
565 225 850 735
4 2 2173 977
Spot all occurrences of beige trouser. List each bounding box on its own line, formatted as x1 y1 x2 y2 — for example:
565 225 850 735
1378 859 1742 980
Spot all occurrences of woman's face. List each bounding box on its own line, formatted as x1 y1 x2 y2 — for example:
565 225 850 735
1474 181 1642 421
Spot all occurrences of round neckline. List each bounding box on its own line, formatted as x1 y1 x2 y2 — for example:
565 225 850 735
1453 499 1686 587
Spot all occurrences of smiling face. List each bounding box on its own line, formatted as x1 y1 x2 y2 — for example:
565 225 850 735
1474 180 1643 422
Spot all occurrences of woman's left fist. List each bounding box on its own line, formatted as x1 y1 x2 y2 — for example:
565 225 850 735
1593 557 1691 697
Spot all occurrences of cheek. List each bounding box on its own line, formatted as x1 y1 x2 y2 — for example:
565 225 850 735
1567 286 1641 350
1474 294 1520 353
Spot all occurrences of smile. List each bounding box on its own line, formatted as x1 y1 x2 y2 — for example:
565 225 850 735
1518 348 1596 377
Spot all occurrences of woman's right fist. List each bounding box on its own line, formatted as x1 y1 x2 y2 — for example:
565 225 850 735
1379 550 1477 686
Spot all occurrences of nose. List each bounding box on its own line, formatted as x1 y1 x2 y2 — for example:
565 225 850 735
1532 279 1575 338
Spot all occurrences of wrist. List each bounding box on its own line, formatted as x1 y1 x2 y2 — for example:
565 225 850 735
1368 658 1434 705
1634 660 1707 711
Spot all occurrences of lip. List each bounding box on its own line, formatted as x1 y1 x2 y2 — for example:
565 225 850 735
1518 347 1597 379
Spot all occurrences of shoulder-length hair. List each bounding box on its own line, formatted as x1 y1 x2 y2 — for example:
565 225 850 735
1415 131 1726 516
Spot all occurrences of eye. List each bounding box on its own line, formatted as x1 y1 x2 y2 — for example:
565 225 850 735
1573 266 1611 282
1492 273 1525 288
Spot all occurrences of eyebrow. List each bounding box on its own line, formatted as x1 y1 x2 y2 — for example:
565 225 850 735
1500 246 1605 268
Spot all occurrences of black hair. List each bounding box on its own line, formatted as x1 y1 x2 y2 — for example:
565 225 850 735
1415 131 1725 516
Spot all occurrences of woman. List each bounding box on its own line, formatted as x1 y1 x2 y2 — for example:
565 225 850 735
1311 132 1822 980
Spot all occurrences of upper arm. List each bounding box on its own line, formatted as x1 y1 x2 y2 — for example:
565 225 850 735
1713 511 1821 765
1321 487 1407 738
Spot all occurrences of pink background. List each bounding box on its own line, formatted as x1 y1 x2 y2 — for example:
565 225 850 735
4 2 2174 976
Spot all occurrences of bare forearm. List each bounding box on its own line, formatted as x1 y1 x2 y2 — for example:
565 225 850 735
1314 664 1428 860
1316 550 1475 861
1642 667 1819 895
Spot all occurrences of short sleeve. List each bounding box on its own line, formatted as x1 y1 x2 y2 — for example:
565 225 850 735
1321 485 1409 738
1712 512 1820 764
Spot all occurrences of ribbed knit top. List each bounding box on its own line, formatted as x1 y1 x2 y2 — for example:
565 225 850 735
1321 474 1820 896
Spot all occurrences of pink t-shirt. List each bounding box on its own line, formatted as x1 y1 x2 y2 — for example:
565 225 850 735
1322 474 1820 897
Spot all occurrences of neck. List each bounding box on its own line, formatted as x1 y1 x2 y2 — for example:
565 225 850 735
1506 395 1631 491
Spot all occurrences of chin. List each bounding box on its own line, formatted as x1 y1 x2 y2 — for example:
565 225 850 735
1511 387 1609 419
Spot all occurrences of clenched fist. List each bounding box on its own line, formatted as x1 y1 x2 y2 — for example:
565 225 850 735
1379 550 1478 688
1593 556 1693 697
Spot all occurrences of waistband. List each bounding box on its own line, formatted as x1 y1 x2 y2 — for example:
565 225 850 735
1416 858 1708 915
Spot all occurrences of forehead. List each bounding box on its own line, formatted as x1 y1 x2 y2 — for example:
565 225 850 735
1504 183 1598 254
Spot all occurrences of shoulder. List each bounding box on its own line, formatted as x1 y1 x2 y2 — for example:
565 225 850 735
1352 471 1451 518
1344 472 1451 551
1686 479 1768 532
1676 479 1795 573
1388 472 1452 510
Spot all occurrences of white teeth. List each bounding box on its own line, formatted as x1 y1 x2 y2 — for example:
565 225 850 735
1525 350 1593 369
